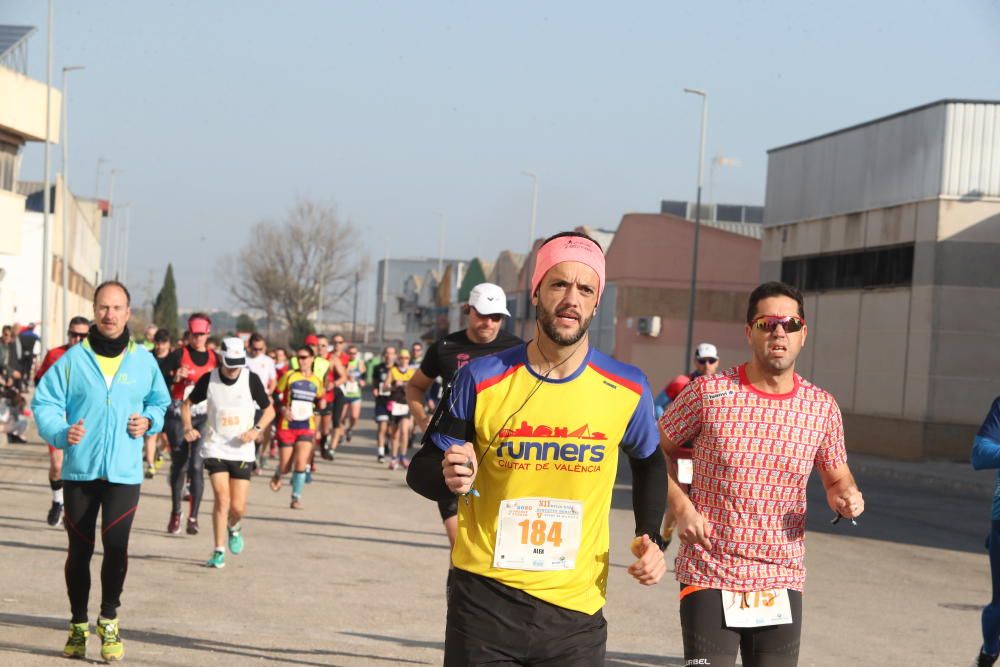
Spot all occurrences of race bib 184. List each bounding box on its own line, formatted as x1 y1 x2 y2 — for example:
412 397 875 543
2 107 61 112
493 498 582 571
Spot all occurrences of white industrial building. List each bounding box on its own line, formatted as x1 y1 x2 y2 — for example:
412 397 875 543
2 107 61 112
761 99 1000 460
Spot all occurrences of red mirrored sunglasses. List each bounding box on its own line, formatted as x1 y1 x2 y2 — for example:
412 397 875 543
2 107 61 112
749 314 806 333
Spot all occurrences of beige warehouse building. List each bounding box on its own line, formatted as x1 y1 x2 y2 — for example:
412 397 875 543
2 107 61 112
761 99 1000 460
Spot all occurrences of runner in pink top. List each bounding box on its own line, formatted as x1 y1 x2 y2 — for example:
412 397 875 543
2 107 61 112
659 281 865 667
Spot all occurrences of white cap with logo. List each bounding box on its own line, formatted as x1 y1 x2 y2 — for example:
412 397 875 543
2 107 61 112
220 337 247 368
468 282 511 317
695 343 718 361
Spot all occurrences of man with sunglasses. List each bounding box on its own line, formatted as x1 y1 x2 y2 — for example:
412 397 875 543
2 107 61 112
323 335 351 457
162 313 219 536
245 333 277 473
691 342 720 379
405 282 523 548
34 316 92 526
659 280 865 667
144 328 174 478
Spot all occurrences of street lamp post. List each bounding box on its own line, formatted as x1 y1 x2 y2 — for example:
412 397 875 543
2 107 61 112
61 65 85 334
104 168 120 279
521 171 538 333
682 88 708 376
522 171 538 251
41 0 53 352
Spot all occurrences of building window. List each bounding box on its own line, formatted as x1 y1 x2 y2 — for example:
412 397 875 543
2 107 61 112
0 140 20 192
781 244 914 292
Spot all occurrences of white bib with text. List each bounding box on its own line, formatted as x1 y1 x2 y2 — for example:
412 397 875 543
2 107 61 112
722 588 793 628
492 498 582 571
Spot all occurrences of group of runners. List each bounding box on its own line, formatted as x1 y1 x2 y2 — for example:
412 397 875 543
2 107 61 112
22 229 1000 665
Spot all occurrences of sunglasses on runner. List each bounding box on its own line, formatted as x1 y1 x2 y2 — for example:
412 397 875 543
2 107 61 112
67 331 87 340
749 314 806 333
471 309 504 323
297 355 311 361
696 357 717 365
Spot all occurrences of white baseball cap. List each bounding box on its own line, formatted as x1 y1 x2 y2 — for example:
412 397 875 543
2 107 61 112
695 343 718 361
468 282 511 317
220 337 247 368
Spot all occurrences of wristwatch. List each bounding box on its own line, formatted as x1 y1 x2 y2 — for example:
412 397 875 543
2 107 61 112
252 424 262 431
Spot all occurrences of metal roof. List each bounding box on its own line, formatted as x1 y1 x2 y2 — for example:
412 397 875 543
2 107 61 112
0 25 36 73
768 99 1000 154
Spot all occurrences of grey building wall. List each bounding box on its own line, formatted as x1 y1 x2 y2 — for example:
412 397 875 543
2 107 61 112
762 100 1000 461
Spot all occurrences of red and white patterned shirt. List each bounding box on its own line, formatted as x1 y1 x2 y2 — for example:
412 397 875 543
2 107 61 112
658 363 847 592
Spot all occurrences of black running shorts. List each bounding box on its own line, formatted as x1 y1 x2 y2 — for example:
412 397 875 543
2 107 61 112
445 568 606 667
204 458 255 480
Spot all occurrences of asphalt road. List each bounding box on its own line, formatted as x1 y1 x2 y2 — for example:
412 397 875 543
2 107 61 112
0 406 992 666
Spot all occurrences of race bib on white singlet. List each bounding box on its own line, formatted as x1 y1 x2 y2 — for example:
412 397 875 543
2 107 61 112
290 399 314 421
215 408 245 439
722 589 793 628
493 498 582 571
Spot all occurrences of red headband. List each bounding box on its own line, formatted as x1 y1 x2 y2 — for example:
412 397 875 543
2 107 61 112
531 236 606 299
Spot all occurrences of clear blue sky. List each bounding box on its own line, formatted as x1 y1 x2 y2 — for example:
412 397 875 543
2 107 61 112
4 1 1000 319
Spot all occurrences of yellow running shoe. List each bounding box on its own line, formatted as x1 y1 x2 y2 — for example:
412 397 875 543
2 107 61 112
63 621 88 659
96 617 124 662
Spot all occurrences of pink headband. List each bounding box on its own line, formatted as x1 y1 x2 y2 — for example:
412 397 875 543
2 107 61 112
531 235 606 300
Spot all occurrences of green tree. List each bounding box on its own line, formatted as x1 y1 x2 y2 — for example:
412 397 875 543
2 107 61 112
235 313 257 333
152 264 179 338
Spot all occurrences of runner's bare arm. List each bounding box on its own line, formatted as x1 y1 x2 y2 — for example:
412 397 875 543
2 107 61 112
405 369 434 430
180 400 199 442
818 463 864 519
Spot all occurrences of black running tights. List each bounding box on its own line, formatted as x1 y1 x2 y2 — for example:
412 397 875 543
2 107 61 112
63 480 141 624
166 412 206 516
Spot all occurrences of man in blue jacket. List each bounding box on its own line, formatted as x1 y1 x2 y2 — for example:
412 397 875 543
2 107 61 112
973 396 1000 667
33 280 170 662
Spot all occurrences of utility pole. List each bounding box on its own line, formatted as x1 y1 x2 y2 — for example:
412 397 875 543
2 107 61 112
682 88 709 375
40 0 53 351
61 65 85 333
351 270 359 343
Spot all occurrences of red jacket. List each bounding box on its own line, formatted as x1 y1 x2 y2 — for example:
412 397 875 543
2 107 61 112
35 345 69 384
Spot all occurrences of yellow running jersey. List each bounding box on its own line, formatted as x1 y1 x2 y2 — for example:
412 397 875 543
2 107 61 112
432 344 658 614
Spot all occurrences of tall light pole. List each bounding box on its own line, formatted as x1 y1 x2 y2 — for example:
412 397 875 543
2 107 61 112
433 211 445 276
521 171 538 251
104 169 120 279
118 204 131 282
521 171 539 331
41 0 53 351
351 270 360 343
683 88 708 375
61 65 85 333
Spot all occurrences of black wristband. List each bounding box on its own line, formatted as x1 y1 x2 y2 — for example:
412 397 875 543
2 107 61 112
641 532 668 552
